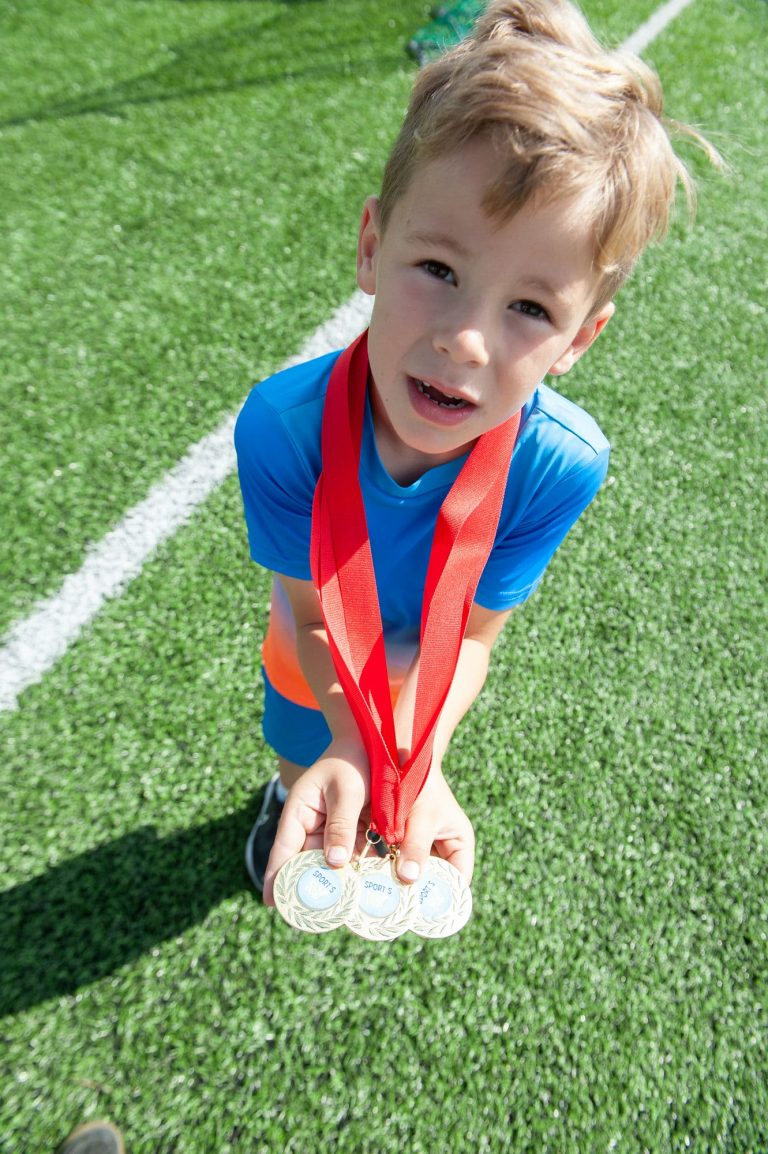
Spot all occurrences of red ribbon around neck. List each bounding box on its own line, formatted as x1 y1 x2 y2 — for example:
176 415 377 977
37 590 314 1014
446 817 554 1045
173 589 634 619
310 330 520 845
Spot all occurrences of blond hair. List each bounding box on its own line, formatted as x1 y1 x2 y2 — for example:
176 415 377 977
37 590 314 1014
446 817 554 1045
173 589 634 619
380 0 718 313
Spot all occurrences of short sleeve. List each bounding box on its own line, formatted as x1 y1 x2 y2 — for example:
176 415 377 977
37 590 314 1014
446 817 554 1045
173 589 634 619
476 443 609 609
234 388 318 580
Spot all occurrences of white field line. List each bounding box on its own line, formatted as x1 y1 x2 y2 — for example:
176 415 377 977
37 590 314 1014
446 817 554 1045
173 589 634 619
0 0 698 713
0 292 373 711
621 0 696 54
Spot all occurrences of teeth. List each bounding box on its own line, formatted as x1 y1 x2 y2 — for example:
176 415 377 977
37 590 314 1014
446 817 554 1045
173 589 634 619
416 379 466 408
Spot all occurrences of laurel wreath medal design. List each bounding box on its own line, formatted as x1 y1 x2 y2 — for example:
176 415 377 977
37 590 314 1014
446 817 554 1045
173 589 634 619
345 856 414 941
407 857 473 939
273 849 355 933
274 851 472 939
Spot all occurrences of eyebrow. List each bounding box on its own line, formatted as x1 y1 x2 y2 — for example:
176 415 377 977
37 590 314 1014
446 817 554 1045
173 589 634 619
406 229 472 260
518 276 570 302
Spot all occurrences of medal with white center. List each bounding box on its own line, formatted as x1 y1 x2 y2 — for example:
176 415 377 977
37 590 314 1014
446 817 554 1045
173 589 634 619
407 856 472 938
344 854 413 941
273 849 354 934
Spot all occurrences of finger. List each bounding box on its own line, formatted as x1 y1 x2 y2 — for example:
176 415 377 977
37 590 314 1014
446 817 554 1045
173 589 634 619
396 806 439 884
433 829 475 884
323 776 366 871
399 802 476 884
262 798 319 906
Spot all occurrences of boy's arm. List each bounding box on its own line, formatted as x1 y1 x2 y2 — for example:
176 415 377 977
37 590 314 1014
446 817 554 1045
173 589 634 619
394 601 511 765
390 602 512 884
262 574 371 904
277 574 366 748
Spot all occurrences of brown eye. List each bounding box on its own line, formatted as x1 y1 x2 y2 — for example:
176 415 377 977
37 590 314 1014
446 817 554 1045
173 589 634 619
512 300 549 321
422 260 456 284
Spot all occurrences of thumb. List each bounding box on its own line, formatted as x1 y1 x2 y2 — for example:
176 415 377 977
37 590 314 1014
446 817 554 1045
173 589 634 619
323 776 365 870
395 806 435 885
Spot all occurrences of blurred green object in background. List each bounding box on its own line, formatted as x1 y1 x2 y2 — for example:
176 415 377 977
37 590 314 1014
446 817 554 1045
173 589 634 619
407 0 488 64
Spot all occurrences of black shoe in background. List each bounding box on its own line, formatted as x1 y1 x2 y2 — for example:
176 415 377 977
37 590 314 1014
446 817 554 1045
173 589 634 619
244 775 285 894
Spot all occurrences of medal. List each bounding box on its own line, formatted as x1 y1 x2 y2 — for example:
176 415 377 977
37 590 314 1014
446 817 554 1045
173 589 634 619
274 840 471 938
273 849 354 934
408 857 472 939
345 856 413 941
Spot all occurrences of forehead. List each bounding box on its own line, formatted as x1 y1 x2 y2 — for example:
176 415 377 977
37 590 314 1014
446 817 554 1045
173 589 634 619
394 139 593 236
390 141 601 300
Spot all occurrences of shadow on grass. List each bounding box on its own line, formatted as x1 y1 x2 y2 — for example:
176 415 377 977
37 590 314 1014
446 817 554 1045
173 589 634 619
0 6 409 129
0 799 263 1019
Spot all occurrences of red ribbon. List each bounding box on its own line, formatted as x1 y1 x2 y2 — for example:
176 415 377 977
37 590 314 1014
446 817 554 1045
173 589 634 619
310 331 519 844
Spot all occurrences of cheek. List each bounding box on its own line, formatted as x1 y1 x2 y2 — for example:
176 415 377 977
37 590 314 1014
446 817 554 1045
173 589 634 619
390 271 435 315
370 292 419 354
495 350 551 405
366 327 396 394
512 333 568 374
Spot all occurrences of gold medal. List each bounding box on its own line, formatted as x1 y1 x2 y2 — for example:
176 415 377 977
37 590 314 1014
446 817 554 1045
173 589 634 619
407 857 472 939
344 856 413 941
273 849 354 934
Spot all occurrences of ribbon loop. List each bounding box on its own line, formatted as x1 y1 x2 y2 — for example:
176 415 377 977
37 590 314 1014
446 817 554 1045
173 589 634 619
310 331 519 844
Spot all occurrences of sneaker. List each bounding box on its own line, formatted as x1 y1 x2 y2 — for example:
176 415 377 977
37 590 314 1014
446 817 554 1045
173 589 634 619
245 775 285 893
57 1121 125 1154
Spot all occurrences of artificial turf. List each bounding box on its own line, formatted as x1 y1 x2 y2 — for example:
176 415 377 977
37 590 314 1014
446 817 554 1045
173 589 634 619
0 0 670 636
1 0 767 1151
0 0 425 635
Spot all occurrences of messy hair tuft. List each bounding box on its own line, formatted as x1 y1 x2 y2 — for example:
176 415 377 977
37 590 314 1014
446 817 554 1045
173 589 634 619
380 0 720 312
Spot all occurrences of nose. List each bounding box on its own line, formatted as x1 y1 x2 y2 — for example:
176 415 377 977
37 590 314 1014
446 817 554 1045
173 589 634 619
432 307 490 367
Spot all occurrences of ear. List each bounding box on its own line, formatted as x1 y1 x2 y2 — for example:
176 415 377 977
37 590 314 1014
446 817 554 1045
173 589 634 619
548 302 615 377
356 195 382 296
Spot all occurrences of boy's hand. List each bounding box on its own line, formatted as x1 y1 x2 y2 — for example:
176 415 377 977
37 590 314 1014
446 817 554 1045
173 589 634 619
262 740 370 905
394 766 475 886
262 752 475 905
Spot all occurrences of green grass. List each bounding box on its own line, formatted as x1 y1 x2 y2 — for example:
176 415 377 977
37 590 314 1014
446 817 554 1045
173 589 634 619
1 1 767 1151
0 0 424 633
0 0 677 635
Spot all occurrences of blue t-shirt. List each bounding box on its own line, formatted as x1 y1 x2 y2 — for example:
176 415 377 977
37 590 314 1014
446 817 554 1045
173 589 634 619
235 348 609 644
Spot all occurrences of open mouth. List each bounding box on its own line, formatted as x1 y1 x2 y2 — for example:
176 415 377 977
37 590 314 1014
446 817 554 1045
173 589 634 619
414 378 471 409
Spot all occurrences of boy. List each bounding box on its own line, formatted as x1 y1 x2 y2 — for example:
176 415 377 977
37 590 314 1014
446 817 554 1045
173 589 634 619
235 0 713 905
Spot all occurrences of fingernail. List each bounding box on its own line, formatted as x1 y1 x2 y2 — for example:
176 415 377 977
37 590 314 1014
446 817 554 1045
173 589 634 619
326 847 348 867
399 859 420 882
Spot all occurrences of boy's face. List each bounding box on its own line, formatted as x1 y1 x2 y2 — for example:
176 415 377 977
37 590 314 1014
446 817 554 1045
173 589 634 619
357 138 613 483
